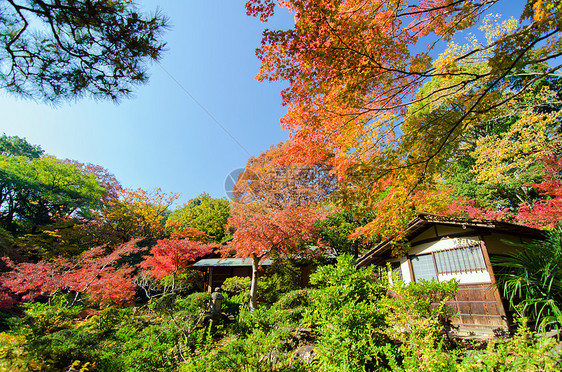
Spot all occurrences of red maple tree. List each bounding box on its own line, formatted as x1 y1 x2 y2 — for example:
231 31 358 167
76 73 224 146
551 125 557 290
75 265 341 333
1 239 142 308
139 238 214 280
516 156 562 229
223 204 328 309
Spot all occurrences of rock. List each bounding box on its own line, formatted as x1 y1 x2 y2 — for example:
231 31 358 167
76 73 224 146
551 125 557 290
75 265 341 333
294 344 316 365
259 349 285 365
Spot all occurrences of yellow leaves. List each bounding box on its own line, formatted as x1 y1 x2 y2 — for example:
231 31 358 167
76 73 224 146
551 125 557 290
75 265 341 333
527 0 562 24
103 187 179 241
471 104 561 184
0 333 44 371
480 14 517 46
432 14 516 87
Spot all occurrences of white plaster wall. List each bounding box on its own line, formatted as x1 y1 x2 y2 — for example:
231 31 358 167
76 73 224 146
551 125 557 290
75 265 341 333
394 236 492 284
408 236 480 255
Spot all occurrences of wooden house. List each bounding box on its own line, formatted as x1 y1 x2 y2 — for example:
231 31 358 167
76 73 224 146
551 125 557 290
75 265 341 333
356 212 544 337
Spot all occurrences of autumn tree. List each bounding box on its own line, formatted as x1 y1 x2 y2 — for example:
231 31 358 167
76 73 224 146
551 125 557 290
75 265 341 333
84 187 179 246
166 193 230 243
140 239 213 280
407 20 562 228
225 142 335 309
246 1 562 240
139 238 214 295
0 239 143 308
249 0 561 168
1 0 168 103
223 205 328 310
232 141 338 209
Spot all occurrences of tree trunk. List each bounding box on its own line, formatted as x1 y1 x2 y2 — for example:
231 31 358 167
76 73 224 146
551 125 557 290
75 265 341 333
249 253 259 311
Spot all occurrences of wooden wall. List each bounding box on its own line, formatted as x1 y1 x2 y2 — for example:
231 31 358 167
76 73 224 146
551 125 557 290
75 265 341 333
446 283 509 336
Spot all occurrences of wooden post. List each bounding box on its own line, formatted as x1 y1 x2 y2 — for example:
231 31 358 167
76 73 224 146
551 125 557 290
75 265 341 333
207 267 214 292
407 256 415 283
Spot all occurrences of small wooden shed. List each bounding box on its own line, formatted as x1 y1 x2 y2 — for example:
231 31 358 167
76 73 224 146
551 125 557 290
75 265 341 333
356 212 544 337
192 257 273 292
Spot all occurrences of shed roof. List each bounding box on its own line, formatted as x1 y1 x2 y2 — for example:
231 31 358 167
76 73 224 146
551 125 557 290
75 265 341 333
356 212 544 267
192 258 273 267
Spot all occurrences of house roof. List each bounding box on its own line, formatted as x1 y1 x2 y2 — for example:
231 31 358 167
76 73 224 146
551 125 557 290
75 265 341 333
356 212 544 267
192 258 273 267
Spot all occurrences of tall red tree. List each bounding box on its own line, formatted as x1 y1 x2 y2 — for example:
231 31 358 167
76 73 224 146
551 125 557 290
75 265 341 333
227 141 335 309
223 205 328 309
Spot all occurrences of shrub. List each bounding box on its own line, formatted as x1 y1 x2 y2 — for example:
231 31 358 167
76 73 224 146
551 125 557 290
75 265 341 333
458 321 562 371
221 276 251 314
258 261 302 304
495 228 562 332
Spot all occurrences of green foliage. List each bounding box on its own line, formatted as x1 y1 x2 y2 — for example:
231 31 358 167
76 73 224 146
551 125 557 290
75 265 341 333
301 256 461 371
0 332 44 371
183 327 306 372
1 297 94 371
222 276 252 294
317 208 378 257
0 153 106 258
0 289 218 372
259 261 302 304
167 193 231 243
381 279 459 371
1 0 168 103
495 229 562 332
175 292 211 315
0 226 15 257
0 133 44 159
221 276 251 314
456 322 561 371
158 271 203 296
304 255 389 371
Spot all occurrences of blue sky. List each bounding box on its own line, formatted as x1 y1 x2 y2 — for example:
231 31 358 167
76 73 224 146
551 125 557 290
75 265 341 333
0 1 526 206
0 1 293 205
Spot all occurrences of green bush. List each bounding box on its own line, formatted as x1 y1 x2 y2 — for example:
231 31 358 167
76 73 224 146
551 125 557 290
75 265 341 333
258 261 302 304
221 276 251 314
495 228 562 332
303 255 390 371
457 321 561 371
